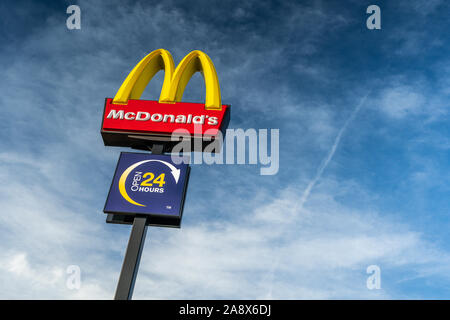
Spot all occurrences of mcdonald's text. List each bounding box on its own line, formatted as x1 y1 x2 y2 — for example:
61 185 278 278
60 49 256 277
101 98 230 150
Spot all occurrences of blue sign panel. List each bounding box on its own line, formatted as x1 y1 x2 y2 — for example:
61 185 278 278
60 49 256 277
104 152 190 224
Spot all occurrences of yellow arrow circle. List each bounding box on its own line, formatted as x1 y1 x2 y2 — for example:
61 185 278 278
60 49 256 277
118 160 152 207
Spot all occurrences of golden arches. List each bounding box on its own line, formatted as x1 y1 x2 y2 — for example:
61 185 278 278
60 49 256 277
112 49 222 110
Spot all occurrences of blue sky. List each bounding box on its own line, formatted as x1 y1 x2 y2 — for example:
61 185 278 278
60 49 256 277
0 0 449 299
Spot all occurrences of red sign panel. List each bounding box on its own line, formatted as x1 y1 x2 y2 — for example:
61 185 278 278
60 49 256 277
102 98 229 137
101 98 230 151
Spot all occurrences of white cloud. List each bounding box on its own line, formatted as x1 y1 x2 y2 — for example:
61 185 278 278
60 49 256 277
0 0 449 300
378 85 425 119
1 142 449 299
129 182 450 299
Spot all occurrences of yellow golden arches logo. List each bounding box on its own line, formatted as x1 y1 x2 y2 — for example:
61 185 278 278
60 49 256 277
112 49 222 110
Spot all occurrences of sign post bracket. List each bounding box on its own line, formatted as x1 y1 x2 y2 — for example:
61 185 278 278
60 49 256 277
113 143 165 300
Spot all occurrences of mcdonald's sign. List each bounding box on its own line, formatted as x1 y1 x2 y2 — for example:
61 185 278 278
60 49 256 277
101 49 230 152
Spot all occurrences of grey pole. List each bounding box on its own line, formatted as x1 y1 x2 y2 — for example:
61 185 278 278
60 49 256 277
114 144 164 300
114 215 148 300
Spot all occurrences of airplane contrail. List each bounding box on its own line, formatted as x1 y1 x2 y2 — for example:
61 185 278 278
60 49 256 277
265 92 371 297
297 92 371 210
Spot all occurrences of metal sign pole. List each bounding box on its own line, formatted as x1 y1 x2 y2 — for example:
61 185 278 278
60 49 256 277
114 215 148 300
114 144 164 300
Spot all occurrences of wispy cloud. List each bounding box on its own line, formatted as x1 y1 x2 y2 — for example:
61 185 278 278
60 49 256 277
0 0 449 299
297 92 370 210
